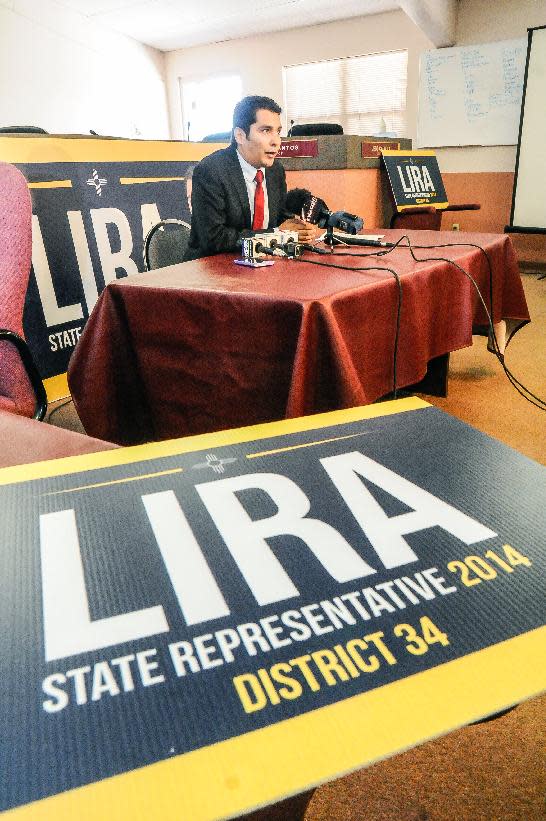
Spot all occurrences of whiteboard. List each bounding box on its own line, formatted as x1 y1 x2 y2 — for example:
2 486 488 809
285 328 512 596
417 39 526 147
511 26 546 231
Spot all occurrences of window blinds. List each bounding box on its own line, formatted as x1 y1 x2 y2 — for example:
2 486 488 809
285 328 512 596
284 50 408 136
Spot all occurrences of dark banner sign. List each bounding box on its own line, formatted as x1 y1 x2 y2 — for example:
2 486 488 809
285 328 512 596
279 139 319 158
0 398 544 819
382 149 449 211
0 137 215 401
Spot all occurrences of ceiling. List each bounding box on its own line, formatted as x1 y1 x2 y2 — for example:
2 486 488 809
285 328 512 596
52 0 406 52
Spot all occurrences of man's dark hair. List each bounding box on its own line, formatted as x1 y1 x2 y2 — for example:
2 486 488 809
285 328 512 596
231 96 282 144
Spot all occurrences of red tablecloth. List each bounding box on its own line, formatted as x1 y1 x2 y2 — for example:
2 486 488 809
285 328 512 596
68 230 529 445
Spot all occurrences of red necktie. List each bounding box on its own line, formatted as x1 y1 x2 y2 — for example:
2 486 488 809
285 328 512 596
252 170 264 230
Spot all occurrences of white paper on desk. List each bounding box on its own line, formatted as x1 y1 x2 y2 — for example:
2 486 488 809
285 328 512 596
234 258 274 267
317 232 385 242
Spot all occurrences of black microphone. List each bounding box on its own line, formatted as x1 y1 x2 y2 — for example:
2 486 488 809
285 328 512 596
285 188 363 234
285 188 330 225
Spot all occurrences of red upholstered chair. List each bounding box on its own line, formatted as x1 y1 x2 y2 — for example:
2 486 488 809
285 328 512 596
0 162 47 420
390 203 481 230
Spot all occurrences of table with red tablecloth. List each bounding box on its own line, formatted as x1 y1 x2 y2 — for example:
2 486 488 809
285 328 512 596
68 230 529 445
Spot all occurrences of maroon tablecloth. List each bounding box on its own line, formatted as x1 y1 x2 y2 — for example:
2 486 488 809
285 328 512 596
68 230 529 445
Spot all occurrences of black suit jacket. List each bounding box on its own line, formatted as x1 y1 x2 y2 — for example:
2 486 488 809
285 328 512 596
184 145 288 260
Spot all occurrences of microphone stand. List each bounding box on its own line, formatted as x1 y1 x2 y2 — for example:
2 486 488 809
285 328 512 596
324 225 335 252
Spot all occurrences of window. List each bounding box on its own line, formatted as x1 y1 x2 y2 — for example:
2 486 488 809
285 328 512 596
284 50 408 136
180 74 242 142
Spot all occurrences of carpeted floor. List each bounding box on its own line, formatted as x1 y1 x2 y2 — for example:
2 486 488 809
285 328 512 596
305 694 546 821
416 271 545 466
45 270 545 821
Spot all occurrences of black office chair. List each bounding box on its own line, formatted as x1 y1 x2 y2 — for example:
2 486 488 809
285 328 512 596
201 132 231 142
0 126 48 134
289 123 344 136
143 219 192 271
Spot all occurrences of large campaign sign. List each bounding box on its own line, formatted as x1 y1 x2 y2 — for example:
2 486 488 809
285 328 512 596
0 398 544 819
0 137 217 401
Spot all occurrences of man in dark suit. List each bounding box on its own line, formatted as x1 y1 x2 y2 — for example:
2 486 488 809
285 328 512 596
185 96 317 260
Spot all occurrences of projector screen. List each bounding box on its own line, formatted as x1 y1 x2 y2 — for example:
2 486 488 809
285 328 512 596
509 26 546 233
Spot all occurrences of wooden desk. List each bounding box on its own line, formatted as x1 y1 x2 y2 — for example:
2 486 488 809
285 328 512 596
68 230 529 445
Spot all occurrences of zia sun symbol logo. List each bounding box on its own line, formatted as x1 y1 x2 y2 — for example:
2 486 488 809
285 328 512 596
86 168 107 196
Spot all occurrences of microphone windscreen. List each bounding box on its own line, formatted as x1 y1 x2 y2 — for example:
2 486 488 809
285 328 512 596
285 188 312 215
305 195 329 225
285 189 329 225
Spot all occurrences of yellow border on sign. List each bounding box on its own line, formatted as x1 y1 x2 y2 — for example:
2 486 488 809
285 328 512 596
5 627 545 820
43 373 70 403
396 201 449 212
0 137 222 164
27 180 73 189
119 177 187 184
0 397 428 487
381 149 438 157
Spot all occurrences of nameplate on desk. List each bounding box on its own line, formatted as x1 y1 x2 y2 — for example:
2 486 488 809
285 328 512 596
361 139 401 157
279 139 319 158
0 398 543 820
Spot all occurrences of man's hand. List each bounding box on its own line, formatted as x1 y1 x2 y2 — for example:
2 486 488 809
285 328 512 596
279 217 322 244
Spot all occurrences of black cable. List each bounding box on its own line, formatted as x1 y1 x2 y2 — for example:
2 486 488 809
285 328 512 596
398 239 545 409
298 236 543 407
46 397 73 423
321 236 545 410
292 256 403 399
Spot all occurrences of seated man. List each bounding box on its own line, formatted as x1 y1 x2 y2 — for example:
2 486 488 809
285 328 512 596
184 95 318 260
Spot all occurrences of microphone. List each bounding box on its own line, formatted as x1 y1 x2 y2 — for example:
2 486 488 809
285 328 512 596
285 188 363 234
285 188 330 225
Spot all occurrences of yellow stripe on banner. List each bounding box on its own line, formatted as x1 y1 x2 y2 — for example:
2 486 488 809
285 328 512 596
27 180 72 189
397 201 449 211
381 149 438 157
0 137 221 164
41 467 183 496
5 627 545 820
119 177 187 184
247 431 370 459
43 373 70 403
0 397 429 486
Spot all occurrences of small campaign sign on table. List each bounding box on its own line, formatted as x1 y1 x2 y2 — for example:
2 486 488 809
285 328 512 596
361 139 401 158
0 398 544 820
382 149 448 210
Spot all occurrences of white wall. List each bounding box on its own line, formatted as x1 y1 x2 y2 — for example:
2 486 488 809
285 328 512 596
0 0 169 139
165 10 434 141
165 0 546 173
437 0 546 172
